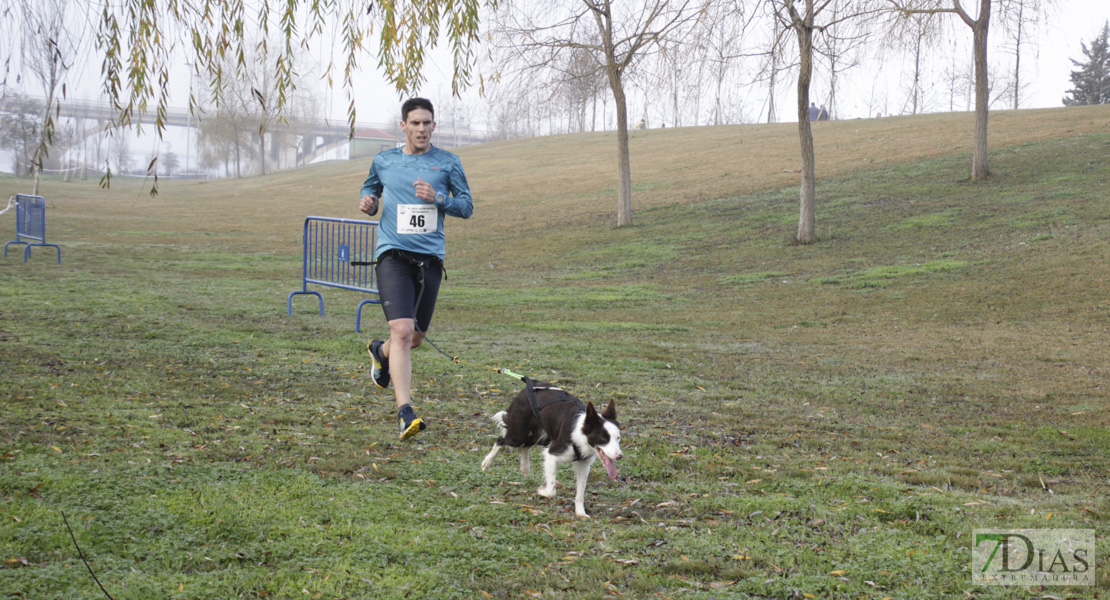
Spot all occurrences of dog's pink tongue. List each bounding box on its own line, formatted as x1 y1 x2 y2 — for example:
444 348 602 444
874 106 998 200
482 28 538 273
598 449 619 479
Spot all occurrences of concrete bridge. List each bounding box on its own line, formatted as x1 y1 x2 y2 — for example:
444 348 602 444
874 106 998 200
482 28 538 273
7 97 487 174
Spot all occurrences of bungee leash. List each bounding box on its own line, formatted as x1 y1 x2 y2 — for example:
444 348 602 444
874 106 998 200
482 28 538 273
421 335 582 451
420 334 525 381
362 248 526 382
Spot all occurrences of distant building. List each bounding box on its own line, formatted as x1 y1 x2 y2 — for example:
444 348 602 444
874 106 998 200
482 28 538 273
350 128 400 160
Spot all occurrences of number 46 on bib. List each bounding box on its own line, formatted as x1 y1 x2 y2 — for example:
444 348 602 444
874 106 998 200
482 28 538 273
397 204 437 235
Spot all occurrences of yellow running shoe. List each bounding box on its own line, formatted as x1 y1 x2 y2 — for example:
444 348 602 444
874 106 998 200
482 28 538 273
398 407 426 440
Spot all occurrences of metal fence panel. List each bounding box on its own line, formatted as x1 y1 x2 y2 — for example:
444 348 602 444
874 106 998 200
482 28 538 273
287 216 380 331
4 194 61 264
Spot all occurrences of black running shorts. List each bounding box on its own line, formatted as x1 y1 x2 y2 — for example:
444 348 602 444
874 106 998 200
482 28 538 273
375 250 443 332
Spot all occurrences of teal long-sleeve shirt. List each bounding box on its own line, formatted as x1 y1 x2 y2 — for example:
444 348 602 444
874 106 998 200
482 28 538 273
360 145 474 261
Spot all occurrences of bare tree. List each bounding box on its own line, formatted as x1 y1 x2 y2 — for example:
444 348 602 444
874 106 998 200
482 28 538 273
761 15 790 123
197 99 254 178
0 93 42 175
282 95 324 167
1 0 92 193
111 132 133 176
940 38 973 111
884 12 944 115
493 0 710 227
246 67 281 177
888 0 994 180
434 90 474 146
772 0 879 244
161 148 180 176
816 2 871 119
997 0 1047 109
484 85 543 141
554 44 608 133
703 3 756 125
188 41 314 178
654 0 753 128
655 36 707 127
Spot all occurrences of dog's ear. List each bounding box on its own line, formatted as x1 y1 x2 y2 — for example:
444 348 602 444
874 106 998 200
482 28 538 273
601 399 617 421
585 401 600 423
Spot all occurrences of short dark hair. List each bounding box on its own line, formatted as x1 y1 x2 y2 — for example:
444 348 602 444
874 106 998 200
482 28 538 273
401 97 435 121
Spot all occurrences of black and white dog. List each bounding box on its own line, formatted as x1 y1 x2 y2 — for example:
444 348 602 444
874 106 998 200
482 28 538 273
481 378 622 517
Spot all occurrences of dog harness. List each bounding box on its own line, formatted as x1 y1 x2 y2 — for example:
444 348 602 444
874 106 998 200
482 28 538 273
523 376 588 461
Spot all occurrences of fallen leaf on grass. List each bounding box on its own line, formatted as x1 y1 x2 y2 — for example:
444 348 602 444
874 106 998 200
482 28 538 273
830 570 846 576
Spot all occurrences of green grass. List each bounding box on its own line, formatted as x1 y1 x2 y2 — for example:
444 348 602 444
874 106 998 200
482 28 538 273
815 260 970 289
2 116 1109 599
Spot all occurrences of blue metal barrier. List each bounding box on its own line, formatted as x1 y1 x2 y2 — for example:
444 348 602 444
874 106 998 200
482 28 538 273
4 194 62 264
287 216 380 332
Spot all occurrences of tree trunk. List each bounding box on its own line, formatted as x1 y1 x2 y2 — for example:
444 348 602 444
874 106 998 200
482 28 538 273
970 0 990 180
259 130 267 176
612 75 633 227
768 18 780 124
912 33 923 114
1012 0 1023 110
795 21 817 245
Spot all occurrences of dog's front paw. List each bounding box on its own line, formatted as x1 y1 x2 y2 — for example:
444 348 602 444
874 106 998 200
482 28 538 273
536 485 556 499
575 507 590 518
480 457 494 472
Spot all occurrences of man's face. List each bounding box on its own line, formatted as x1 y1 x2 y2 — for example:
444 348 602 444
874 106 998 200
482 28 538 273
401 108 435 154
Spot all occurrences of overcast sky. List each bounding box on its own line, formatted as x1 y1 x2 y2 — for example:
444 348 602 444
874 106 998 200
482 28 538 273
2 0 1108 174
335 0 1110 125
7 0 1109 124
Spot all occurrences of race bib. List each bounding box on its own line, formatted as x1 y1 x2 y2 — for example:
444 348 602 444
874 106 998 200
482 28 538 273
397 204 437 235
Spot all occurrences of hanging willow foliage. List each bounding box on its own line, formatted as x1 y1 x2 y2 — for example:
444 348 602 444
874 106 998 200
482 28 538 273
90 0 492 190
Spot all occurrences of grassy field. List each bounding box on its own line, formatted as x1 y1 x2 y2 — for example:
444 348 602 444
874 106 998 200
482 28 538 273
2 105 1108 599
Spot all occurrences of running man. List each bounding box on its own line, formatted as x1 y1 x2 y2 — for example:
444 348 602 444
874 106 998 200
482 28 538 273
358 97 474 439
